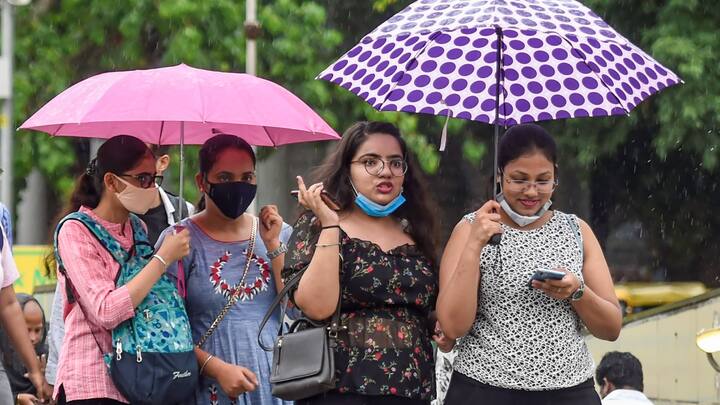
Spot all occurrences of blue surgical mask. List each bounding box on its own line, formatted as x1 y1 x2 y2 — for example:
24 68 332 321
351 182 406 217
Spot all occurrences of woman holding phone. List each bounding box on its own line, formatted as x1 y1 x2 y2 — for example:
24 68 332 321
284 121 451 405
436 124 621 404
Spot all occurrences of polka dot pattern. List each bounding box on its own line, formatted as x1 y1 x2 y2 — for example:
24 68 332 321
318 0 681 125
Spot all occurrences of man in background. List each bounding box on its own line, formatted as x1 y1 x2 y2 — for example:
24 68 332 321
596 351 654 405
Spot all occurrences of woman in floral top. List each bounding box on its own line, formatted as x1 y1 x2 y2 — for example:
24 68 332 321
283 121 453 405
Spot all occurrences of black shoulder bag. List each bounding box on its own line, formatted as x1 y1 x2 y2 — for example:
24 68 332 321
257 257 344 401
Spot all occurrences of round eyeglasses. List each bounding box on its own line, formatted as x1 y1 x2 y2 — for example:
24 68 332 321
503 177 558 194
351 157 408 177
119 173 163 189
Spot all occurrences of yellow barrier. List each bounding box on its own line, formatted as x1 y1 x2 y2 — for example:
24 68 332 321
11 245 54 294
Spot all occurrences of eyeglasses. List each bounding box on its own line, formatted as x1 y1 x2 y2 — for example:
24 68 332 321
119 173 163 189
504 177 557 193
351 157 407 177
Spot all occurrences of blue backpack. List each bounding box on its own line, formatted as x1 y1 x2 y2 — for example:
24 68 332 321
54 212 198 405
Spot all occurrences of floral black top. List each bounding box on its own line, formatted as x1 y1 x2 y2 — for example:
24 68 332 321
282 212 438 401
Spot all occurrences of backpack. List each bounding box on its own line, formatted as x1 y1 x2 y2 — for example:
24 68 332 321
54 211 198 405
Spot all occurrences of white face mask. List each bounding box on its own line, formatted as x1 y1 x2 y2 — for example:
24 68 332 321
497 193 552 227
114 176 157 215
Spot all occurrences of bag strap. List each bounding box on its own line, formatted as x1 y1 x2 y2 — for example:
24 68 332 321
54 212 134 303
54 212 130 266
53 212 138 354
565 214 584 259
257 248 344 352
196 216 258 348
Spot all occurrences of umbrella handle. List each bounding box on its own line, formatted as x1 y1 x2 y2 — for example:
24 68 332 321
488 233 502 245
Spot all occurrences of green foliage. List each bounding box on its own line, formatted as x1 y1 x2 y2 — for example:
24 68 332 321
573 0 719 169
13 0 344 207
10 0 720 284
372 0 401 12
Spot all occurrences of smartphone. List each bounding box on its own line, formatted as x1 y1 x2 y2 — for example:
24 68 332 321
290 190 341 211
529 268 566 287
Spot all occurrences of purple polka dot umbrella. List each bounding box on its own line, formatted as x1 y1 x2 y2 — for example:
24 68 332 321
318 0 681 244
318 0 681 151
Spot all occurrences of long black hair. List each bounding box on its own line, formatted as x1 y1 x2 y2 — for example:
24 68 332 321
196 134 256 211
312 121 440 264
44 135 151 275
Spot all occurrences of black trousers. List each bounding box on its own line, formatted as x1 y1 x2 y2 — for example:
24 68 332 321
444 371 601 405
297 391 430 405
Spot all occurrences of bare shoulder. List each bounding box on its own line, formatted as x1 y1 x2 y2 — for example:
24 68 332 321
446 216 473 246
575 217 596 238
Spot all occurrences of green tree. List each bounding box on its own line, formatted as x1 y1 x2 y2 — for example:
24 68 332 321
13 0 345 213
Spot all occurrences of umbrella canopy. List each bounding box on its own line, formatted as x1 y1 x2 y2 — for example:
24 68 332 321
318 0 681 126
21 63 339 146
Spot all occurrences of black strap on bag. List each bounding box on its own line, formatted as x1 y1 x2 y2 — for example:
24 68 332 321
257 253 345 401
257 266 342 352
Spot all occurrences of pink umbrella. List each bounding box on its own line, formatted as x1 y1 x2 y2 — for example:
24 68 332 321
20 63 340 212
20 63 339 146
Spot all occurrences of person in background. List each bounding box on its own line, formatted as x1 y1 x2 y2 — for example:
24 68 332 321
0 203 12 246
0 222 50 404
143 144 195 244
0 294 48 405
45 144 194 393
596 352 653 405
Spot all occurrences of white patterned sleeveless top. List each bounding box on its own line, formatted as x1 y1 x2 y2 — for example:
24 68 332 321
454 210 594 390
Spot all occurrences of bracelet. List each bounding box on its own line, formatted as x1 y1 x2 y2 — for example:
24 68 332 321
316 243 340 248
321 225 341 230
199 354 215 375
267 242 288 260
152 254 168 267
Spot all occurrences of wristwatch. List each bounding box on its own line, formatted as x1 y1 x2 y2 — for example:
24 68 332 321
267 242 288 260
571 279 585 301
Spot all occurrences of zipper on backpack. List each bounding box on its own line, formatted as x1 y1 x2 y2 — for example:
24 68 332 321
136 345 142 363
115 339 123 360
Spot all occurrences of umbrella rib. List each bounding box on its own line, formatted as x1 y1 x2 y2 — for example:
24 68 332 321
263 126 277 148
558 35 629 115
374 31 441 111
158 121 165 146
52 124 62 137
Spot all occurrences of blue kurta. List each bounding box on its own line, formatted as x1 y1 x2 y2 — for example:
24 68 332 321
158 218 293 405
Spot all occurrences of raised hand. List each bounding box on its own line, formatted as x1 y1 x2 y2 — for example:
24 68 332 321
296 176 339 227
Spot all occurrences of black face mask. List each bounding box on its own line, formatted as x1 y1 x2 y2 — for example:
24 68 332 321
206 181 257 219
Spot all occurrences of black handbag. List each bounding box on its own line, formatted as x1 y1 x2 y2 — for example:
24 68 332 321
258 260 344 401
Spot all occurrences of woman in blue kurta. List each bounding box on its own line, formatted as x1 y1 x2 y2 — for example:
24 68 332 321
158 134 292 405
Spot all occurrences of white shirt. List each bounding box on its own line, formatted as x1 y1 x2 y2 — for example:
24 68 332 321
603 389 654 405
0 225 19 288
157 185 195 225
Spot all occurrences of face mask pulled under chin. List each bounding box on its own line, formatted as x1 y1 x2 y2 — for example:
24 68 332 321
114 176 158 215
206 181 257 220
497 193 552 227
350 181 405 217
